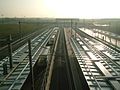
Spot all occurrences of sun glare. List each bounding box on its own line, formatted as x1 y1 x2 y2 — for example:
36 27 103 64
0 0 120 18
43 0 120 18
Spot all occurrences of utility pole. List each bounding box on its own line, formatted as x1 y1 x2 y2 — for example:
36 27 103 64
75 22 77 38
19 21 22 39
8 34 13 69
0 38 8 74
1 14 4 24
71 19 72 36
28 39 35 90
84 19 85 30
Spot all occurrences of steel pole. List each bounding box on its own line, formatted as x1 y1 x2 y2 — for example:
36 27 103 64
8 34 13 69
19 21 22 39
28 39 35 90
71 19 72 36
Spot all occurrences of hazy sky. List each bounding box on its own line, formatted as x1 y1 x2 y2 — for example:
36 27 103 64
0 0 120 18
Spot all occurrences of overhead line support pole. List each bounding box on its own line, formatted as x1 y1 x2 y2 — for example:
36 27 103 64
28 39 35 90
8 34 13 69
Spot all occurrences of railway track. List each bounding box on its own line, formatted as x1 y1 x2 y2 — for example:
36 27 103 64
0 25 51 60
0 25 119 90
0 27 58 90
70 29 120 90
